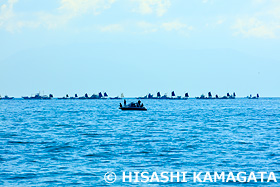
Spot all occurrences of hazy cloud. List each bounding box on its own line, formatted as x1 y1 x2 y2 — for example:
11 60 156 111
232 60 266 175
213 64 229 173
232 18 276 38
98 24 124 32
132 0 171 16
232 1 280 38
162 21 193 31
59 0 116 16
0 0 17 31
137 21 158 33
0 0 117 31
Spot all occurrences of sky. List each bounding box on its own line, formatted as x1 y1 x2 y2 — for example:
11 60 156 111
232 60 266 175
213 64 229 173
0 0 280 97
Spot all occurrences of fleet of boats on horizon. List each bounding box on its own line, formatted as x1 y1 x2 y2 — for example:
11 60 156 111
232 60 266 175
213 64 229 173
0 91 260 100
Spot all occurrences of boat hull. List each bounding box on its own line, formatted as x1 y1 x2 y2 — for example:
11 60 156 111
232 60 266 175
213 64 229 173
119 107 147 111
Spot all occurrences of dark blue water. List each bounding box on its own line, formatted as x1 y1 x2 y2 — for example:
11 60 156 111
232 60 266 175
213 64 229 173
0 98 280 186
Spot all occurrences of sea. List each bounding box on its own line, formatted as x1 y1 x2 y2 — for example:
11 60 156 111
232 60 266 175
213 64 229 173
0 98 279 186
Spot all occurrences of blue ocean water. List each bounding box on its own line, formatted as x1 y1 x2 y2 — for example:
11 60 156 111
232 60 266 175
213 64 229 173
0 98 280 186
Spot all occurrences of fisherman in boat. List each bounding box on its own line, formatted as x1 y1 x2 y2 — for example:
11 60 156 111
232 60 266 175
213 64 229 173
124 99 126 106
119 100 147 111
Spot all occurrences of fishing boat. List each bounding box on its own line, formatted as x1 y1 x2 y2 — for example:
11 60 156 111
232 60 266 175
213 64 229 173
58 94 69 99
1 95 14 100
110 96 121 99
138 91 188 100
88 94 99 99
22 93 53 100
196 92 236 99
196 92 215 99
247 94 259 99
70 94 79 99
99 92 108 99
217 92 236 99
119 100 147 111
79 93 89 99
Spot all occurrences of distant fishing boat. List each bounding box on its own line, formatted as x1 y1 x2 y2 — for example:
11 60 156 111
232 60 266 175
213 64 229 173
216 92 236 99
88 94 99 99
196 92 215 99
22 93 53 100
79 93 89 99
138 91 188 100
88 92 108 99
169 91 181 99
99 92 108 99
247 94 259 99
70 94 79 99
196 92 236 99
58 94 69 99
1 95 14 100
184 92 189 99
157 92 161 98
110 97 121 99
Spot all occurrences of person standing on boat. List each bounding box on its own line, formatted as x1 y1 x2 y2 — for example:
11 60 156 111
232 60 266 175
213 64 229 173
138 100 141 107
124 99 126 106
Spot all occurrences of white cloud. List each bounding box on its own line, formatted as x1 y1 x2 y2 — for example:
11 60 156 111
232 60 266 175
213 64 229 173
0 0 17 30
135 20 193 35
132 0 171 16
59 0 116 16
0 0 117 31
232 0 280 38
216 18 225 25
137 21 158 33
232 18 276 38
98 24 123 32
161 21 192 31
40 0 116 29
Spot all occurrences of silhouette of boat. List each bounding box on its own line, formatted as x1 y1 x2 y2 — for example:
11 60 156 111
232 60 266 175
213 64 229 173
22 93 53 100
110 96 121 99
119 100 147 111
99 92 108 99
1 95 14 100
216 92 236 99
196 92 236 99
58 94 69 99
138 91 189 100
79 93 89 99
70 94 79 99
247 94 259 99
196 92 215 99
169 91 189 100
88 93 99 99
88 92 108 99
72 92 109 99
